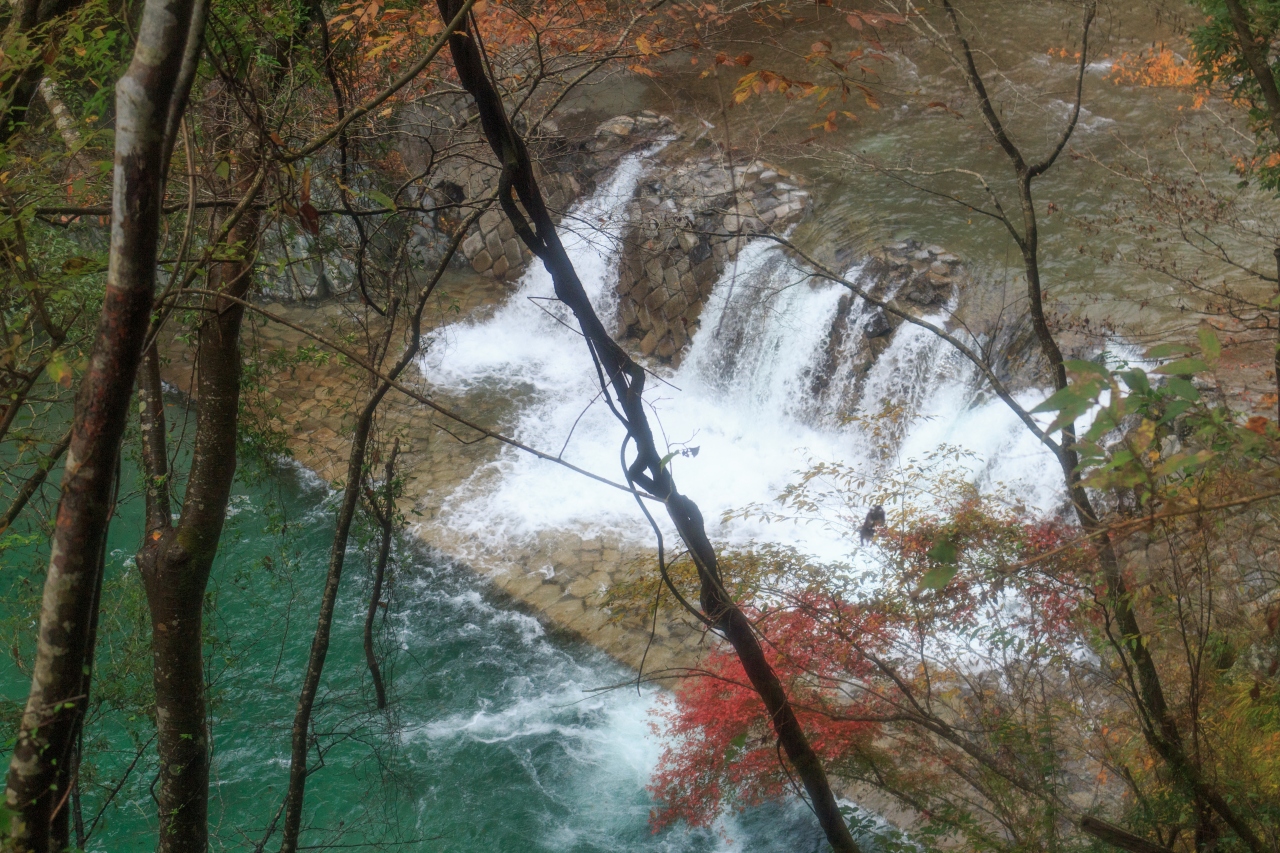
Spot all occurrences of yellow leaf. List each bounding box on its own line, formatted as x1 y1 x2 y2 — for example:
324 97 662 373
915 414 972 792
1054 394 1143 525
46 352 72 388
1130 419 1156 453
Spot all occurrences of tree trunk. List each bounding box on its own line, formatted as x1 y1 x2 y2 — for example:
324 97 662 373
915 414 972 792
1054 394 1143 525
278 353 398 853
363 439 398 710
137 158 262 853
0 0 89 143
277 200 480 853
3 0 205 846
435 4 862 850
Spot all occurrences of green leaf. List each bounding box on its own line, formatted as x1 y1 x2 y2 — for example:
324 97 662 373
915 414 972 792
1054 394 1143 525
1154 449 1215 477
1064 358 1109 377
1031 384 1089 414
45 351 72 388
658 451 678 470
730 732 748 749
214 159 231 180
1155 358 1211 376
1197 328 1221 364
1107 449 1135 468
1145 342 1192 359
920 564 959 590
367 189 396 210
1119 368 1150 393
1083 465 1148 490
0 801 10 834
1158 399 1194 425
1166 377 1200 402
1084 410 1119 443
926 538 958 564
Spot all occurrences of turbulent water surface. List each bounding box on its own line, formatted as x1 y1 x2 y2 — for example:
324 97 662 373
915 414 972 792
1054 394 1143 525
1 457 842 852
0 153 1071 852
425 152 1066 563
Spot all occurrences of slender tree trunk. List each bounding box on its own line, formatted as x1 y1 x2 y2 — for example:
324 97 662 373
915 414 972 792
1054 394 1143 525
0 0 90 143
277 199 482 853
938 4 1266 845
137 158 262 853
37 78 82 160
3 0 204 845
278 337 399 853
436 5 861 850
363 439 398 710
1223 0 1280 146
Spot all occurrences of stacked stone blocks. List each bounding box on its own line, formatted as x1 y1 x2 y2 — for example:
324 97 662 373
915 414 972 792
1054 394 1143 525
616 159 811 360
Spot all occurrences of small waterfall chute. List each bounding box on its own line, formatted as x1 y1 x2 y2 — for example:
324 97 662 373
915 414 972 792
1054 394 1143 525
423 158 1065 560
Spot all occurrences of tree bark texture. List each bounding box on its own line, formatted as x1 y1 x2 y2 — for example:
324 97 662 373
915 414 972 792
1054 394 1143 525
363 439 398 710
136 159 262 853
1080 816 1176 853
1223 0 1280 146
435 4 861 850
3 0 205 846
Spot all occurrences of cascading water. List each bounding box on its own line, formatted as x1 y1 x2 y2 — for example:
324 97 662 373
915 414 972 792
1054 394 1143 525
0 153 1079 853
1 453 833 852
424 152 1065 562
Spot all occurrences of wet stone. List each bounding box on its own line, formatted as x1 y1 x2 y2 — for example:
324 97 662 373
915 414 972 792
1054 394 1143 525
864 310 893 338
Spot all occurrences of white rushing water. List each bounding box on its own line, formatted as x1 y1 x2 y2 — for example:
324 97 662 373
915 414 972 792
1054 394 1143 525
422 152 1065 562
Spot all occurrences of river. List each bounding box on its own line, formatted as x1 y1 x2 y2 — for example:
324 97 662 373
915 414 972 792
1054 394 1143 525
2 453 850 851
3 3 1258 849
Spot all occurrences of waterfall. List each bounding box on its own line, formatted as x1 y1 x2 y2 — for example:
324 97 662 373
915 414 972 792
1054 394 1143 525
423 154 1065 561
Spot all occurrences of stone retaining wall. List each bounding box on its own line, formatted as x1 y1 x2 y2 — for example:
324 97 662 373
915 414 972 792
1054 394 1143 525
455 112 674 282
616 158 810 360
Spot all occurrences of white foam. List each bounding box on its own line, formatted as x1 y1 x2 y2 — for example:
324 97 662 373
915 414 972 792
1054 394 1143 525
422 158 1068 563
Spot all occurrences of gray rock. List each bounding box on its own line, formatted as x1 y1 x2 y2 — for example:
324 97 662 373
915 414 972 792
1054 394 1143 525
864 310 892 338
905 287 941 306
